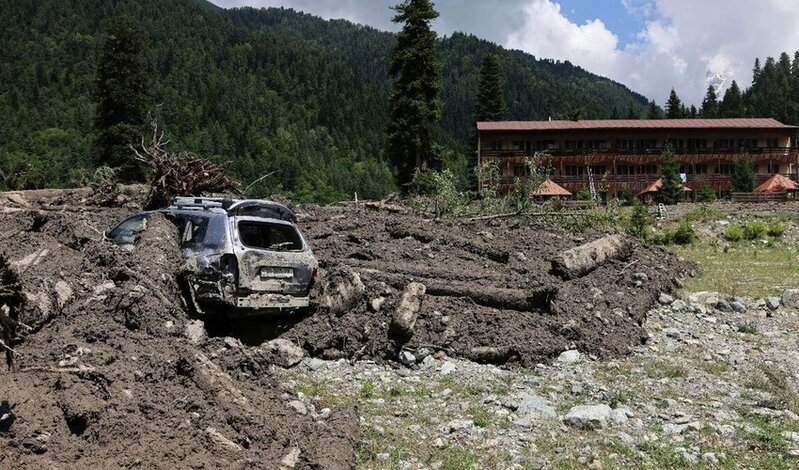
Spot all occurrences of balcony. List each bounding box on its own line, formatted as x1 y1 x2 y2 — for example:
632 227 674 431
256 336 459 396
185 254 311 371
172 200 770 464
480 147 797 162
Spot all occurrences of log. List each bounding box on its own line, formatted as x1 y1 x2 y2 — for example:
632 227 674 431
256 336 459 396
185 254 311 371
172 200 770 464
390 282 426 338
550 234 632 280
387 222 509 264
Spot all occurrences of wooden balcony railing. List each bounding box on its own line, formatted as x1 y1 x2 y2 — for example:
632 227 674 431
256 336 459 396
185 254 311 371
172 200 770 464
481 147 797 159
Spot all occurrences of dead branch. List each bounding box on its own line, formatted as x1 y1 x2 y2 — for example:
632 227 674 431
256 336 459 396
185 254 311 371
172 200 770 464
131 121 242 210
243 172 276 194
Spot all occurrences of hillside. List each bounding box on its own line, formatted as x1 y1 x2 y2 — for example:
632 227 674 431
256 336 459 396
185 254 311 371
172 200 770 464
0 0 649 201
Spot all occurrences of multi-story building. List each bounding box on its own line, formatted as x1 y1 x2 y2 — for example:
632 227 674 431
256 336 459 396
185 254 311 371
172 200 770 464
476 118 798 199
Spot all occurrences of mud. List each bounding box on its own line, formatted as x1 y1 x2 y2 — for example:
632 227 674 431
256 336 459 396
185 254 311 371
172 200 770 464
0 191 692 468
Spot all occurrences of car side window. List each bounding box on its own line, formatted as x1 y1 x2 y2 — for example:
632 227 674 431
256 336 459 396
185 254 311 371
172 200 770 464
176 215 210 248
109 214 150 245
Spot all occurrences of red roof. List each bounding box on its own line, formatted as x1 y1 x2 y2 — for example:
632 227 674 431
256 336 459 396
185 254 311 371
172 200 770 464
754 174 799 193
637 178 692 196
534 179 572 196
477 118 797 132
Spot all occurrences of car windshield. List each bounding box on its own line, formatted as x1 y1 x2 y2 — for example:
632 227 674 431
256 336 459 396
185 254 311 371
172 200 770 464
108 214 151 245
237 221 303 251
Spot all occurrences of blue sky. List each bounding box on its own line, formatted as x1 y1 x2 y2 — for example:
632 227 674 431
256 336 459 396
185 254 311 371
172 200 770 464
210 1 799 107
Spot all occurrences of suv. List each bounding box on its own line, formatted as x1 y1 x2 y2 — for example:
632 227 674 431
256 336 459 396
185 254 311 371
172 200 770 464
106 197 318 315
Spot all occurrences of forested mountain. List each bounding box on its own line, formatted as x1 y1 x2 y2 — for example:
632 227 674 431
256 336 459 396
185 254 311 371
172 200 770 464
0 0 649 201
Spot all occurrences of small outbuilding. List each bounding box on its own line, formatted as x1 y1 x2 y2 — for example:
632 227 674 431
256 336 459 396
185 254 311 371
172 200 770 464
534 179 572 198
637 178 692 203
754 173 799 193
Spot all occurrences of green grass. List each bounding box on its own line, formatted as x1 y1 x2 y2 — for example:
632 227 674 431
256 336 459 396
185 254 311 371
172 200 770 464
674 245 799 298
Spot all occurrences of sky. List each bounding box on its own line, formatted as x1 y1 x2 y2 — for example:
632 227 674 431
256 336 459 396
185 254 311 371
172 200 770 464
210 0 799 107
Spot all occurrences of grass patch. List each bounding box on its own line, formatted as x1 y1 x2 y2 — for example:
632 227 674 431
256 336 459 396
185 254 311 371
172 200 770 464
697 360 730 376
673 245 799 298
644 360 688 379
360 380 375 398
747 363 799 414
737 322 759 335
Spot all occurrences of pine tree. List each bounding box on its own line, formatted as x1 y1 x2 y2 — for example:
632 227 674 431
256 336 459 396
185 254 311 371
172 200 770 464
688 105 697 118
720 81 746 117
95 16 147 181
387 0 442 187
476 53 507 122
647 100 661 119
658 145 683 204
665 89 683 119
626 105 639 119
700 85 718 118
731 153 755 192
753 58 761 81
610 106 619 119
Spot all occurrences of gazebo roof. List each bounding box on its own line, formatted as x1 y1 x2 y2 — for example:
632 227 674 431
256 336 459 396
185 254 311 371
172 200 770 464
754 174 799 193
534 179 572 196
637 178 692 196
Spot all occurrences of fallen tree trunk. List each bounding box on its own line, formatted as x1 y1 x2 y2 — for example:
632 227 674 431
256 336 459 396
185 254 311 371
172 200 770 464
386 221 509 264
550 234 631 280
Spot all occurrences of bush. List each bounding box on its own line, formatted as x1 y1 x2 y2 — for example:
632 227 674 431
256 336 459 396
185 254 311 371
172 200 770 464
695 186 716 202
767 222 786 238
651 230 675 246
411 169 468 217
743 221 767 240
672 220 696 245
724 224 743 242
619 188 636 206
626 201 652 238
574 188 592 200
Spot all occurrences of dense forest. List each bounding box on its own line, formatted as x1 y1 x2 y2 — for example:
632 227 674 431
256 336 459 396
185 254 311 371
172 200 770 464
0 0 652 201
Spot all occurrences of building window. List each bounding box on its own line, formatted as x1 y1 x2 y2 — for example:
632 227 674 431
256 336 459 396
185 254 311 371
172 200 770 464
678 164 707 175
714 139 734 149
767 162 780 173
564 140 583 150
668 139 684 149
565 165 584 176
490 141 500 151
512 141 524 151
738 138 758 149
637 164 658 174
767 138 779 148
687 139 707 150
616 164 635 175
589 165 606 175
616 139 634 150
638 139 657 150
716 163 732 174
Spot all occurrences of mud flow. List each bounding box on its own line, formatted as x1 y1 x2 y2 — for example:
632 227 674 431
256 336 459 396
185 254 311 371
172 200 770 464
0 190 691 468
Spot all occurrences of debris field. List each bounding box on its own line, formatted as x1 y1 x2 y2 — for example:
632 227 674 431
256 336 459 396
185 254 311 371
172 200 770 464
0 190 692 468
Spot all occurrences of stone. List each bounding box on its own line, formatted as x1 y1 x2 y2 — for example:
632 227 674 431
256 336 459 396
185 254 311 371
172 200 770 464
701 453 718 465
280 447 301 468
671 299 686 311
632 272 648 282
391 282 426 337
658 293 674 305
448 419 473 432
288 400 307 415
767 297 781 311
184 320 207 344
206 427 243 451
782 289 799 308
369 297 386 312
398 350 416 367
263 339 305 368
557 350 581 364
663 327 681 338
730 301 746 313
305 358 327 371
514 393 557 421
54 280 73 309
717 425 735 437
715 299 733 313
439 361 457 375
564 404 612 430
663 423 686 434
610 408 629 424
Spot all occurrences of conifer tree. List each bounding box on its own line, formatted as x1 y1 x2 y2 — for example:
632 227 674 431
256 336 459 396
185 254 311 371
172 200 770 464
626 105 639 119
720 81 746 117
731 154 755 192
647 100 661 119
95 16 147 181
700 85 718 118
387 0 442 187
476 53 507 122
658 145 683 204
665 89 683 119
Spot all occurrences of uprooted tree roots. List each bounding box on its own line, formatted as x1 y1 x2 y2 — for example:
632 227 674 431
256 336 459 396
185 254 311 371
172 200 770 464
130 121 242 210
0 254 24 370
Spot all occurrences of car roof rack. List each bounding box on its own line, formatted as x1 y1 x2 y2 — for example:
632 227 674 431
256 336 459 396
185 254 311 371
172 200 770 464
172 196 234 210
170 197 296 222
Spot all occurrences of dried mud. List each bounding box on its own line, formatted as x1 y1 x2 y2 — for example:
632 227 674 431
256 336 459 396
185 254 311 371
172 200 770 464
0 190 692 468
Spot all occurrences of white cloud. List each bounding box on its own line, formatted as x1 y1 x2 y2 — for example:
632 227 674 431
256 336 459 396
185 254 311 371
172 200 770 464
504 0 799 106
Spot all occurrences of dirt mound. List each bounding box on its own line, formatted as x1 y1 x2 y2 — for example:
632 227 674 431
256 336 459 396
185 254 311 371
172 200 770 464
0 204 357 469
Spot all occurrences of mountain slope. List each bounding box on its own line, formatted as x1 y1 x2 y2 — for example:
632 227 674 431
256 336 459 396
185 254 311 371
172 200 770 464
0 0 649 201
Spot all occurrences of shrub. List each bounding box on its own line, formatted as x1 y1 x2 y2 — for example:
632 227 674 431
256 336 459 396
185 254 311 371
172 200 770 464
724 224 743 242
695 186 716 202
626 200 652 238
619 187 636 206
767 222 786 238
574 188 592 200
743 221 767 240
672 220 696 245
651 229 675 246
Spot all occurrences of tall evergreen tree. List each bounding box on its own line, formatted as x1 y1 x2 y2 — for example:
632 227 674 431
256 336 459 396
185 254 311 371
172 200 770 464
475 53 507 122
753 58 761 81
626 104 639 119
688 105 697 118
720 81 746 117
731 153 755 192
387 0 442 187
658 145 683 204
700 85 719 118
647 100 661 119
665 89 683 119
610 106 619 119
95 16 147 181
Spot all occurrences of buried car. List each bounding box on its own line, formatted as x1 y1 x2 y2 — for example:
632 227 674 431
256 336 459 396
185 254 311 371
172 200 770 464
105 197 318 315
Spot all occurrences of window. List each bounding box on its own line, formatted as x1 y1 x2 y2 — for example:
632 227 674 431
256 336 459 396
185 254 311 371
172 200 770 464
767 162 780 173
637 164 658 174
238 221 303 251
687 139 707 150
108 214 150 245
678 165 707 175
565 165 584 176
564 140 583 150
738 138 758 149
589 165 607 175
512 141 524 151
489 141 500 151
638 139 657 150
616 139 634 150
589 140 610 150
668 139 684 149
716 164 732 174
513 165 527 177
714 139 734 149
767 138 779 148
616 164 635 175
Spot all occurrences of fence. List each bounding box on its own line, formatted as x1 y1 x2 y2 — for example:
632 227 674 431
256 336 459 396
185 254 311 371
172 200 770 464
730 192 788 202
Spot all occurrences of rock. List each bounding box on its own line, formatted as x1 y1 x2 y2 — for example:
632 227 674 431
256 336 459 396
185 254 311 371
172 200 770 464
514 393 557 422
205 427 243 451
0 411 14 432
689 291 720 305
54 280 73 309
263 339 305 368
658 293 674 305
564 404 612 430
767 297 781 311
782 289 799 308
369 297 386 312
318 266 365 315
280 448 301 468
390 282 426 337
398 350 416 367
305 358 327 371
671 299 686 311
701 453 718 465
184 320 207 344
432 437 445 448
663 423 686 434
730 301 746 313
439 361 457 375
448 419 473 432
609 408 629 424
715 299 733 313
632 272 648 282
663 327 681 338
557 350 581 364
287 400 307 415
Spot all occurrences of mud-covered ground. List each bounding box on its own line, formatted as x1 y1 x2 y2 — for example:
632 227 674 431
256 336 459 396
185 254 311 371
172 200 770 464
0 190 692 468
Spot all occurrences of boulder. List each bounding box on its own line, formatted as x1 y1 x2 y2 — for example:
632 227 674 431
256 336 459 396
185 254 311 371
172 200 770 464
557 350 581 364
782 289 799 308
564 404 612 430
767 297 781 311
390 282 426 337
263 339 305 368
658 293 674 305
